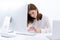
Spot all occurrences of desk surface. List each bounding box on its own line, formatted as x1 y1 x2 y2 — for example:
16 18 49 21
0 32 50 40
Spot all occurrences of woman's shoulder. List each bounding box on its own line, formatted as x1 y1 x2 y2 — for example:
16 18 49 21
39 14 49 22
42 15 48 19
38 13 48 20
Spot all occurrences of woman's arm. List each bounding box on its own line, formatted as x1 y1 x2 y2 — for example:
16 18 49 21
40 16 51 33
27 26 41 33
34 27 41 33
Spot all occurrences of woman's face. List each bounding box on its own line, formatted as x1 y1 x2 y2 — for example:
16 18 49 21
29 10 37 18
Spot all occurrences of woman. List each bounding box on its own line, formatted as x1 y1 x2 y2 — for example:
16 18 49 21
27 3 51 33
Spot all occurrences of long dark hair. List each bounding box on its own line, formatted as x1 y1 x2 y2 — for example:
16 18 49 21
27 3 42 24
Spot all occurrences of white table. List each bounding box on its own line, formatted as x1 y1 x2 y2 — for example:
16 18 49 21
0 33 50 40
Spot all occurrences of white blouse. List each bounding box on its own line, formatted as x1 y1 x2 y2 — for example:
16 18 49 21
28 15 52 33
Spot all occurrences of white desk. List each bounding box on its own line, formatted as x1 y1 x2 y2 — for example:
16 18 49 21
0 33 50 40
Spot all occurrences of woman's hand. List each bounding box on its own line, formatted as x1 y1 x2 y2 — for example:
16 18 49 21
27 26 35 31
27 26 41 33
34 27 41 33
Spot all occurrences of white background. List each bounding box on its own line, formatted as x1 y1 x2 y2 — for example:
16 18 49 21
0 0 60 40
